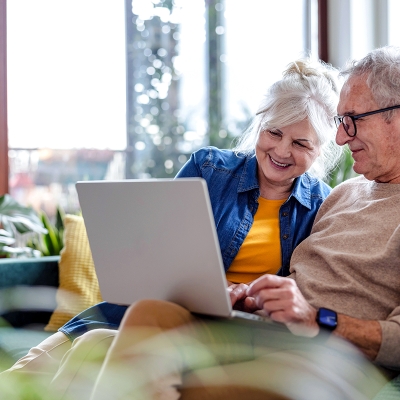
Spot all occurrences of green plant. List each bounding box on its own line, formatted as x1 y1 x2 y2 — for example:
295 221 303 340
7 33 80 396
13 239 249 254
325 147 359 188
27 207 65 256
0 194 48 257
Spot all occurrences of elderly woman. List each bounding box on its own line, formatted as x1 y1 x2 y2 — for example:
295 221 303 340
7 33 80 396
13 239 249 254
0 57 343 398
177 58 341 285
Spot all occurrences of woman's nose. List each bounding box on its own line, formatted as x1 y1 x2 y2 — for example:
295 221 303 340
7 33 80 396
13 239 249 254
274 140 291 158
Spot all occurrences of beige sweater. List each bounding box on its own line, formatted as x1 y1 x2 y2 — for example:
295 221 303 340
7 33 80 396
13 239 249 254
290 175 400 370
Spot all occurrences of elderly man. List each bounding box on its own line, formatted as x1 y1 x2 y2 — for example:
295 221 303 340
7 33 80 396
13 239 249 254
246 45 400 363
82 47 400 399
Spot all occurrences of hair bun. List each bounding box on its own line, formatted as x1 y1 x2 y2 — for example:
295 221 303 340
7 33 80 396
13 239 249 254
284 59 312 76
283 58 340 94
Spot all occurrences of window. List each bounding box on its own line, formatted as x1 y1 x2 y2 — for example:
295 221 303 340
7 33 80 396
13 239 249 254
223 0 311 122
6 0 317 216
7 0 126 215
388 0 400 45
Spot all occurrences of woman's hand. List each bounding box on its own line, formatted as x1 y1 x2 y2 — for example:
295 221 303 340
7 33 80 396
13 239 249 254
247 275 319 337
227 280 259 313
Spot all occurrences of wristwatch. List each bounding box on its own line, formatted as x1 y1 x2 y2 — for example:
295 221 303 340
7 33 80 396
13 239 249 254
316 308 338 331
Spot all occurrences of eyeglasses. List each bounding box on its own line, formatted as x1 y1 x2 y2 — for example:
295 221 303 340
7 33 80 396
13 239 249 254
334 104 400 137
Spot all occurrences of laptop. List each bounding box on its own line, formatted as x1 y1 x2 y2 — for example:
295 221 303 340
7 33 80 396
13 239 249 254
76 178 275 325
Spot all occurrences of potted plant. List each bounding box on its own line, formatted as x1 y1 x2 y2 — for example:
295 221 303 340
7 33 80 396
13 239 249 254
0 194 48 258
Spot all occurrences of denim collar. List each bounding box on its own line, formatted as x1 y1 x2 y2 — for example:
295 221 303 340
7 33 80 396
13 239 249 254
237 153 259 193
289 174 312 210
237 152 313 210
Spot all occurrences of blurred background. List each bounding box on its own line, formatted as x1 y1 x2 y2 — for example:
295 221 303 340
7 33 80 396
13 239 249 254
1 0 400 219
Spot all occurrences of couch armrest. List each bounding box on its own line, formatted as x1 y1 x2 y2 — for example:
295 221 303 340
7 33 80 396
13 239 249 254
0 256 60 288
0 256 60 327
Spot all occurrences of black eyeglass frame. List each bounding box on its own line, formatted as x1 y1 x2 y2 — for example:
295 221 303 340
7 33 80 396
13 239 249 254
334 104 400 137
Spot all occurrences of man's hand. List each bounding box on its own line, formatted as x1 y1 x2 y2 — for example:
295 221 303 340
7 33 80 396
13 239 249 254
227 281 259 313
247 275 319 337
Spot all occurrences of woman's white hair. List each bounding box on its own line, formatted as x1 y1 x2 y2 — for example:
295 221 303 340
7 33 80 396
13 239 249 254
232 58 343 180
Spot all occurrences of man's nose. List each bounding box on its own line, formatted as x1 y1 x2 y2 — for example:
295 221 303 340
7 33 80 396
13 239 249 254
335 123 353 146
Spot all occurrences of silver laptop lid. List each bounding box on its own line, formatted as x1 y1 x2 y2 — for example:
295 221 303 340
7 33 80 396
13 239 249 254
76 178 233 317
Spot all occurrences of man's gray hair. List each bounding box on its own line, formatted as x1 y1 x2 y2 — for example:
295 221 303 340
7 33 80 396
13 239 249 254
341 46 400 121
232 57 343 181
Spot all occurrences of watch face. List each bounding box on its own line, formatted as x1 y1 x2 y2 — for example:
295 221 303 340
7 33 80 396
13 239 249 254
318 308 337 330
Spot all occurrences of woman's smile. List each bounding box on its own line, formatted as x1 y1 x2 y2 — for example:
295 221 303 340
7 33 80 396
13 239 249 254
268 154 291 169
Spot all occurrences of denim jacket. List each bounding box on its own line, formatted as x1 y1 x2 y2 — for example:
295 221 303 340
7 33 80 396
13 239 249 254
176 146 332 276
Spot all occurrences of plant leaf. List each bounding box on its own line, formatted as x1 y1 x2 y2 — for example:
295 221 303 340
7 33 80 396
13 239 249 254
55 207 65 231
6 215 48 234
0 194 47 235
41 212 58 255
0 236 16 245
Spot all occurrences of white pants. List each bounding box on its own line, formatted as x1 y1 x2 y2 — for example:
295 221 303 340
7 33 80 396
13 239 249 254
0 329 116 400
1 328 181 400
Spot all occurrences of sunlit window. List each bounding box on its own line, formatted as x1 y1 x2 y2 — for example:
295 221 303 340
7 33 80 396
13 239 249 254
7 0 126 215
7 0 126 150
388 0 400 46
223 0 308 134
7 0 313 217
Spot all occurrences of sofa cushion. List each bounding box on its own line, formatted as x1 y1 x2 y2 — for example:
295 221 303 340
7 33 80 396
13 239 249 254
45 215 102 332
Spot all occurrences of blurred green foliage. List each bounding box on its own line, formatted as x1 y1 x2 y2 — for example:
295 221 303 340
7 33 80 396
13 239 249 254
0 195 48 257
27 207 65 257
325 147 359 188
0 193 66 258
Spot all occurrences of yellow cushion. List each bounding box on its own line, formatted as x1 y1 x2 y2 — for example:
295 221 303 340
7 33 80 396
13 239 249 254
45 214 103 332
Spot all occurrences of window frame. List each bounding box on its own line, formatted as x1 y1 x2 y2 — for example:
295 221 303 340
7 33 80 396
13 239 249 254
0 0 8 195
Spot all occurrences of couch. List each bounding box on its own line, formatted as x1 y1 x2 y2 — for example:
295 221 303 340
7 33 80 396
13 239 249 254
0 256 60 369
0 214 103 372
0 216 399 399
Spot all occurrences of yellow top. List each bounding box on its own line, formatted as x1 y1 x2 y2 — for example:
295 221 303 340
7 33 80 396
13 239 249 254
225 197 286 284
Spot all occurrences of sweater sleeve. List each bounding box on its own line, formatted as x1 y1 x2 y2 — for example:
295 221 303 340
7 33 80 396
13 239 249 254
376 309 400 370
